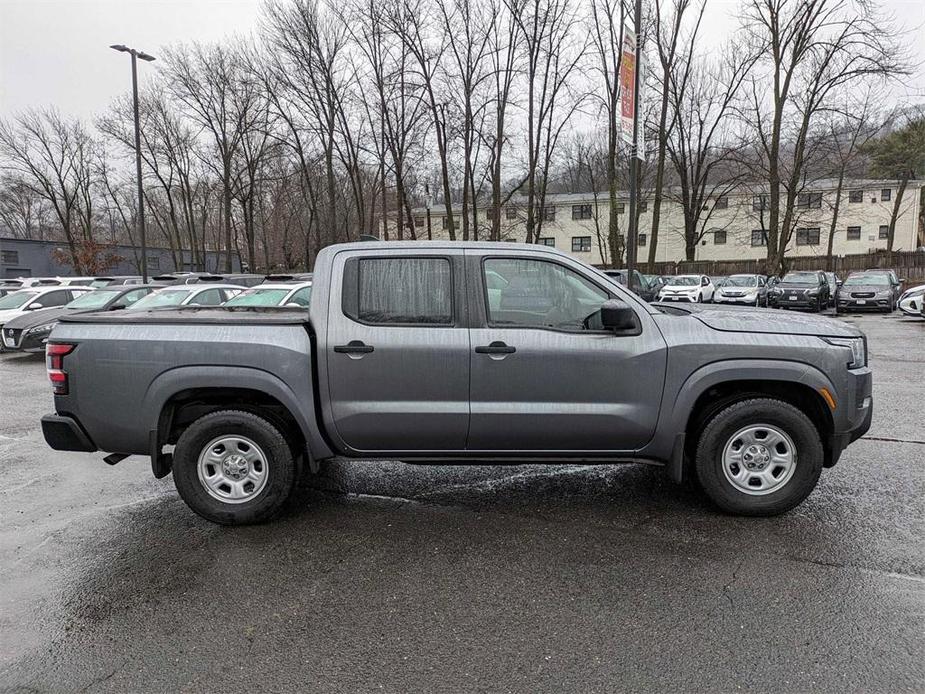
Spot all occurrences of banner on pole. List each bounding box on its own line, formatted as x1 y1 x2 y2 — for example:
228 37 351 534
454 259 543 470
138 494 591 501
635 51 646 161
620 25 636 146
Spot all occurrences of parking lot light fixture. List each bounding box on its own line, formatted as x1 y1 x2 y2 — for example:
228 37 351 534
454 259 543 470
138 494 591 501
109 44 156 283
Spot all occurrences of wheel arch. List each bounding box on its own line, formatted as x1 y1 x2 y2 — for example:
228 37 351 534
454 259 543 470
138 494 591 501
144 366 333 478
662 360 837 482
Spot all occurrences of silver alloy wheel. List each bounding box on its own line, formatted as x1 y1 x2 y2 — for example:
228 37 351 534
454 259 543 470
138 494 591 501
721 424 797 496
197 435 269 504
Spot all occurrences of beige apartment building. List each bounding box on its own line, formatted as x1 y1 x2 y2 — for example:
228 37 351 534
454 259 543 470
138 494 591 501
389 178 924 266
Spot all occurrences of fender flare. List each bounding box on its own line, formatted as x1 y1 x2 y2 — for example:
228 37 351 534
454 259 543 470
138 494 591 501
143 365 333 477
652 359 837 482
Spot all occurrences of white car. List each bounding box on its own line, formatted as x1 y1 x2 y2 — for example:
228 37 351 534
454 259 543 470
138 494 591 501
658 274 715 303
127 284 243 310
222 282 313 309
714 274 768 306
0 286 94 343
897 285 925 317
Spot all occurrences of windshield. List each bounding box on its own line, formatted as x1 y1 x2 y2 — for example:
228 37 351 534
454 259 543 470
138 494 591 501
224 288 290 307
843 274 890 286
781 272 818 286
66 290 120 310
90 279 114 288
129 289 192 309
0 290 38 309
725 275 758 287
666 276 699 287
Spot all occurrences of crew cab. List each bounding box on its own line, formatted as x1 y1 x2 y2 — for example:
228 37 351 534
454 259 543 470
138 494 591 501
41 242 873 525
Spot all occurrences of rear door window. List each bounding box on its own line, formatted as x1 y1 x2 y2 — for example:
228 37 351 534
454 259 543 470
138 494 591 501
344 257 453 325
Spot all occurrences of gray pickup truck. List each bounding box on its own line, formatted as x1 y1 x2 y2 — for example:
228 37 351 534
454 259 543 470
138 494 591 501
41 242 872 524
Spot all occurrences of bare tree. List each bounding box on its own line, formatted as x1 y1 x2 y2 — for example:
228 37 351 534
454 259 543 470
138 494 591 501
740 0 906 273
0 109 98 272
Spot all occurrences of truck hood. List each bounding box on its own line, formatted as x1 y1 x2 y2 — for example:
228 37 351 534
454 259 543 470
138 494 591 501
682 305 860 337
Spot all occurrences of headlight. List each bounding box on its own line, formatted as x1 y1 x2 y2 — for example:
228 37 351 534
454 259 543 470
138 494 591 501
876 290 891 298
822 336 867 368
27 322 56 335
807 288 820 296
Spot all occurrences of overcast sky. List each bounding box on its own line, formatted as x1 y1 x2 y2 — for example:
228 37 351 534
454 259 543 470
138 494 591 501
0 0 923 121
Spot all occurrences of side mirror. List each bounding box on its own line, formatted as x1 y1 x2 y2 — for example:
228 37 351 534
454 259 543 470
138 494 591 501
109 303 127 311
27 302 43 310
284 302 303 308
600 299 637 331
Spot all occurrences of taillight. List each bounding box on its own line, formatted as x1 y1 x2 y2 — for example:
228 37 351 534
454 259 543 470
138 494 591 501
46 343 75 395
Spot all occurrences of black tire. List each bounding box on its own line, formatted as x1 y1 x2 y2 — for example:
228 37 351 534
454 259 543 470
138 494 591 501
693 398 824 516
173 410 297 525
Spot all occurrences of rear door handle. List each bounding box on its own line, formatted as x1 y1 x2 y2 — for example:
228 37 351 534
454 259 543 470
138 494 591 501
475 341 516 354
334 340 374 354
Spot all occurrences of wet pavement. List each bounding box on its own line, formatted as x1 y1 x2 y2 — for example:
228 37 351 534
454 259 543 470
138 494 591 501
0 312 923 693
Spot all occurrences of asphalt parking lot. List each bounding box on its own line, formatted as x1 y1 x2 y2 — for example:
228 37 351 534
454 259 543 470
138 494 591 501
0 310 922 693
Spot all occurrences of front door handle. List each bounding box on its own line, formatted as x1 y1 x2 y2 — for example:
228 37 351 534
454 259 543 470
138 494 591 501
475 341 516 354
334 340 374 354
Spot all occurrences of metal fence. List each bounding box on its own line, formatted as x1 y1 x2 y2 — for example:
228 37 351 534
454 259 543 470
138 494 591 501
645 250 925 280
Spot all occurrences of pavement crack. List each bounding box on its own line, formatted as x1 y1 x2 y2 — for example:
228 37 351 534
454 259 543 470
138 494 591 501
722 559 745 609
861 436 925 445
77 667 118 693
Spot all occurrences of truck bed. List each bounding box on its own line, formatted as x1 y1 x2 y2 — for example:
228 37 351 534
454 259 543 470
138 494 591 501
59 307 312 326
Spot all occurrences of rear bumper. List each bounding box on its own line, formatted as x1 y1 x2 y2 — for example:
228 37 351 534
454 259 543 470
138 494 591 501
41 414 98 452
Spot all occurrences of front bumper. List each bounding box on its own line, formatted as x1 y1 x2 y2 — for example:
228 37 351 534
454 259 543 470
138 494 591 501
715 294 759 305
769 293 821 309
837 297 891 311
41 414 98 452
659 294 699 303
827 368 873 467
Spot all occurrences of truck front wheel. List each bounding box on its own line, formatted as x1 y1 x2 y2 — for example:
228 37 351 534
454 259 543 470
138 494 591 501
172 410 297 525
694 398 823 516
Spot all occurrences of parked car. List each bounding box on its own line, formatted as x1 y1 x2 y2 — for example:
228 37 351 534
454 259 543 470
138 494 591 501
897 285 925 317
710 276 727 289
658 274 715 303
713 274 768 307
194 274 266 288
767 271 830 311
40 241 872 524
263 273 314 283
0 286 93 349
642 275 666 302
836 272 897 313
2 285 154 352
601 269 657 301
127 284 243 310
1 277 62 289
89 276 143 288
861 269 903 305
223 282 313 308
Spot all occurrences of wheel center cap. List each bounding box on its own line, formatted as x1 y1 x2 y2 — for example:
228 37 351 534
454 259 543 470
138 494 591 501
742 444 771 470
222 454 249 480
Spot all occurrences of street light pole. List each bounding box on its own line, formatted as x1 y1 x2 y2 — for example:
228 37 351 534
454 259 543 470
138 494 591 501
110 44 155 283
626 0 643 289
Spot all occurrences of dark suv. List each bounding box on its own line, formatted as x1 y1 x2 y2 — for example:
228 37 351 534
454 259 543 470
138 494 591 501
768 271 831 312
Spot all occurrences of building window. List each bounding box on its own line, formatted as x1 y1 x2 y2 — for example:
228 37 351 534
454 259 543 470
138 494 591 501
797 192 822 209
879 225 889 239
0 250 18 264
442 216 458 229
752 195 767 212
795 227 820 246
713 196 729 210
714 230 727 245
615 203 625 214
348 257 453 325
881 188 892 202
538 237 555 247
505 207 518 220
147 255 161 270
571 236 592 252
414 216 425 227
638 233 647 247
751 229 767 247
849 190 863 203
639 201 648 212
571 204 593 220
486 207 496 220
847 226 861 240
541 206 556 221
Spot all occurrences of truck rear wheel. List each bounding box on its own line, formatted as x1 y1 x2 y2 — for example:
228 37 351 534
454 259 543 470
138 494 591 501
694 398 823 516
173 410 297 525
